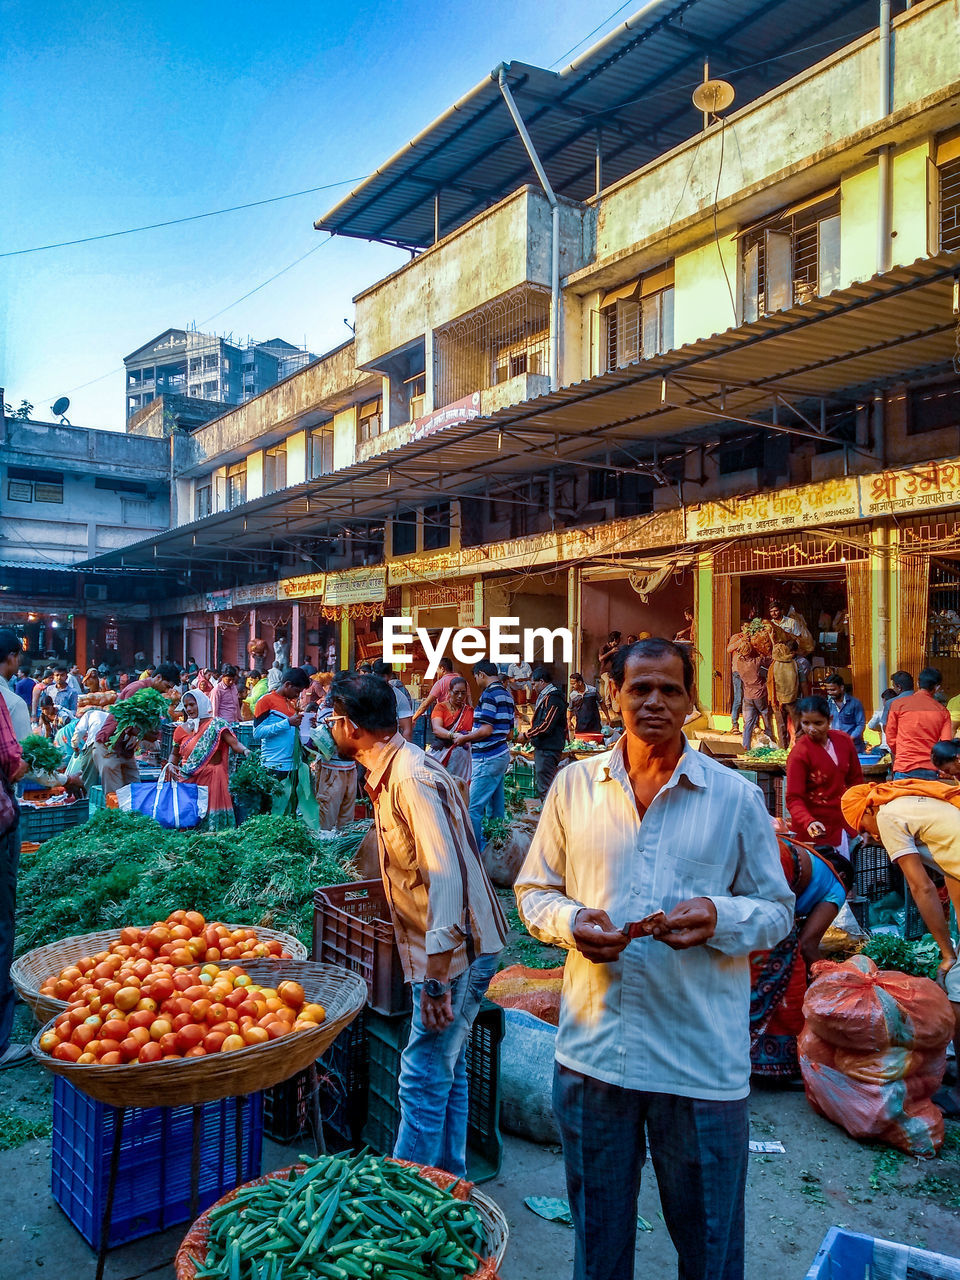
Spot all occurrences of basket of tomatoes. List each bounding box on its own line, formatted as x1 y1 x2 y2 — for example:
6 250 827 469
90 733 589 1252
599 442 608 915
11 910 306 1025
31 957 367 1108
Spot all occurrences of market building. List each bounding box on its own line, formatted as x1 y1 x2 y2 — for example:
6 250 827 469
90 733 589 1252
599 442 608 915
76 0 960 719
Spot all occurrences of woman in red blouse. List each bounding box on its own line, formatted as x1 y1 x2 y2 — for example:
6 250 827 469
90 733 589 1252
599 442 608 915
786 695 863 882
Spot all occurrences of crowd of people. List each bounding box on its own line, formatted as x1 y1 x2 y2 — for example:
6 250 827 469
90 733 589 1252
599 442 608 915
0 622 958 1280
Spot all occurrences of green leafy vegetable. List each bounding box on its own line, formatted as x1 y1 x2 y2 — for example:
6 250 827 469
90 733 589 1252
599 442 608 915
19 734 63 775
859 933 942 980
108 687 170 747
15 809 367 953
229 748 284 805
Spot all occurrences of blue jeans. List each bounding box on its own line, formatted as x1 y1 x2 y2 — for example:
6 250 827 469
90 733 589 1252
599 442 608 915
730 671 743 727
394 953 500 1178
554 1065 749 1280
468 751 510 848
894 769 940 780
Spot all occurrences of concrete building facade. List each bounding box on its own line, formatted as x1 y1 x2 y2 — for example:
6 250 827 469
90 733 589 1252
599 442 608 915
81 0 960 713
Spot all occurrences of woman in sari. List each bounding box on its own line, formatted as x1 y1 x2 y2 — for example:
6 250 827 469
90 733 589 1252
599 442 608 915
169 690 250 829
750 833 847 1079
429 676 473 804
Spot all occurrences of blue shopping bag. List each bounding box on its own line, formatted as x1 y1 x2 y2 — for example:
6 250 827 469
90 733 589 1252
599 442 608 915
115 779 209 829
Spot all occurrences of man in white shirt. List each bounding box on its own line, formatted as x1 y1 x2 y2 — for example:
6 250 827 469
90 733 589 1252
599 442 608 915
516 637 793 1280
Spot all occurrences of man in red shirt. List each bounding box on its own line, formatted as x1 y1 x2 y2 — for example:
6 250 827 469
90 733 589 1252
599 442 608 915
887 666 952 781
118 661 180 700
732 636 776 750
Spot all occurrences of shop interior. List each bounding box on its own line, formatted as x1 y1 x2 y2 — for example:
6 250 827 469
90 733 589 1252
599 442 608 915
737 569 850 688
579 566 694 683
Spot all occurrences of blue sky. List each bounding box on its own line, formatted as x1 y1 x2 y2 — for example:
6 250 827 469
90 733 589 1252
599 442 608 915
1 0 632 429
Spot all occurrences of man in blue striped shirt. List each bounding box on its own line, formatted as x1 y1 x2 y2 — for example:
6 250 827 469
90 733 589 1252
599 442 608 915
454 659 515 847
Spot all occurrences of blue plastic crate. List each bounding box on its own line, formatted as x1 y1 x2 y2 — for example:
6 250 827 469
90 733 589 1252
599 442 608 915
51 1077 263 1249
806 1227 960 1279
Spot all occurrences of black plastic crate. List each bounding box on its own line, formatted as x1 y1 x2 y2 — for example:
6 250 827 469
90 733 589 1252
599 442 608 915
159 721 174 759
262 1015 368 1144
312 880 408 1014
362 999 503 1182
51 1078 262 1249
853 839 894 902
18 798 89 845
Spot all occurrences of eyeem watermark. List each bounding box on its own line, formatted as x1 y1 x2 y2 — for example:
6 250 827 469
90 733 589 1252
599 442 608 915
383 616 573 679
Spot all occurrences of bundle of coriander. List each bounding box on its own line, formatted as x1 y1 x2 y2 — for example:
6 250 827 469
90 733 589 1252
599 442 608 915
14 809 368 955
108 687 170 747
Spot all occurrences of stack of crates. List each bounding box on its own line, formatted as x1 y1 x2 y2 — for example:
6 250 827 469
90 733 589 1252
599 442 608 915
51 1078 262 1249
18 798 89 845
312 879 505 1181
262 1014 368 1147
362 1001 504 1182
852 839 895 902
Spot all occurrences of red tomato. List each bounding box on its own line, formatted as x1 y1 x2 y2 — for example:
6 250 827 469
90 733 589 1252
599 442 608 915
138 1042 163 1063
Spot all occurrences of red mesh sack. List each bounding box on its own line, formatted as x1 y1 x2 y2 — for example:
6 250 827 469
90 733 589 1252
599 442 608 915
486 965 564 1025
802 954 954 1052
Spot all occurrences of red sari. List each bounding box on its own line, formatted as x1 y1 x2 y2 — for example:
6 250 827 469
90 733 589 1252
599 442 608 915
173 719 234 829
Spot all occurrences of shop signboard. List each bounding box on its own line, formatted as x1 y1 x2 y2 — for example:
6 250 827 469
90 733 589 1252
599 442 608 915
232 582 279 606
859 458 960 518
278 572 327 601
388 509 683 585
410 392 482 442
688 477 860 541
323 566 387 607
205 589 233 612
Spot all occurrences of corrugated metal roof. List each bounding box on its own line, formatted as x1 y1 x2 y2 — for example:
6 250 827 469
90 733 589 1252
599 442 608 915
82 252 959 570
317 0 892 249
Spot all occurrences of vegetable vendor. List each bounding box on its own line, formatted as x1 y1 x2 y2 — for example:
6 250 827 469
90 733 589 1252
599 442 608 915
785 694 863 887
842 750 960 1117
92 687 169 795
749 834 846 1079
517 665 568 799
170 689 251 829
328 673 506 1179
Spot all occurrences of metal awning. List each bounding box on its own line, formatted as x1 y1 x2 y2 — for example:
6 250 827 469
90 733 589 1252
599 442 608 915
316 0 892 249
80 252 960 571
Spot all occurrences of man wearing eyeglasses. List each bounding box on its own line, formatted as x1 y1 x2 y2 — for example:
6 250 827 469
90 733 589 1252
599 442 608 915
328 673 506 1178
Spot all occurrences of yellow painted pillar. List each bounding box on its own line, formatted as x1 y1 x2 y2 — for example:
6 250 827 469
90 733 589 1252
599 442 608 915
694 553 714 720
339 611 352 671
887 524 900 682
567 567 582 673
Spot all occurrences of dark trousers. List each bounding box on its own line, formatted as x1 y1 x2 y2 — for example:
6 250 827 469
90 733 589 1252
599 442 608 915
534 747 563 799
775 701 799 748
0 818 21 1052
554 1065 749 1280
742 696 776 749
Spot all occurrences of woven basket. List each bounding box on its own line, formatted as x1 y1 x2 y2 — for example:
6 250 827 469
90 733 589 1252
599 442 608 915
12 925 308 1025
174 1160 509 1279
31 960 366 1109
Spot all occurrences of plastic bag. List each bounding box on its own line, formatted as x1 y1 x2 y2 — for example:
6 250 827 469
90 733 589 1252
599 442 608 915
803 954 954 1052
799 1027 945 1156
115 779 209 829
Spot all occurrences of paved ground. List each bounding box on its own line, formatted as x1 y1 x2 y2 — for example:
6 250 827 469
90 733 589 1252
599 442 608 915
1 1016 958 1280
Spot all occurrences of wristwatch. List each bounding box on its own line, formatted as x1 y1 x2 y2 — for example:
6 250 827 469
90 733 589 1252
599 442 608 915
423 978 451 999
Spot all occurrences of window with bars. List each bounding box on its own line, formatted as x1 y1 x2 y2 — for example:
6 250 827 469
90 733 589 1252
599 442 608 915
195 483 212 519
226 463 246 510
600 267 674 372
434 285 550 407
939 157 960 253
264 444 287 493
309 425 334 478
391 510 418 556
741 191 840 320
358 397 383 443
423 502 451 551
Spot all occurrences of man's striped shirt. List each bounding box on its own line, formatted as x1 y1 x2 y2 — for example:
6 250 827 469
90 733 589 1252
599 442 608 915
471 682 514 759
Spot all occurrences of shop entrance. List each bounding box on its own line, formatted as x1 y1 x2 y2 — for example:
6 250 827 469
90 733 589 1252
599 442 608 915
926 557 960 695
580 567 694 685
738 569 849 681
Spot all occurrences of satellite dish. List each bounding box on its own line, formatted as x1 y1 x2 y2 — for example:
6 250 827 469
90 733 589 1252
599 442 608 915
51 397 71 425
692 79 735 118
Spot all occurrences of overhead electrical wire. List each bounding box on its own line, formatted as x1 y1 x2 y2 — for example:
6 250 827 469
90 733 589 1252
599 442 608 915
28 237 334 405
0 177 364 259
548 1 637 69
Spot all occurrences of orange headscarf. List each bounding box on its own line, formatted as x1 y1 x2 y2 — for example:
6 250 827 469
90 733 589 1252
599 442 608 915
841 778 960 833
